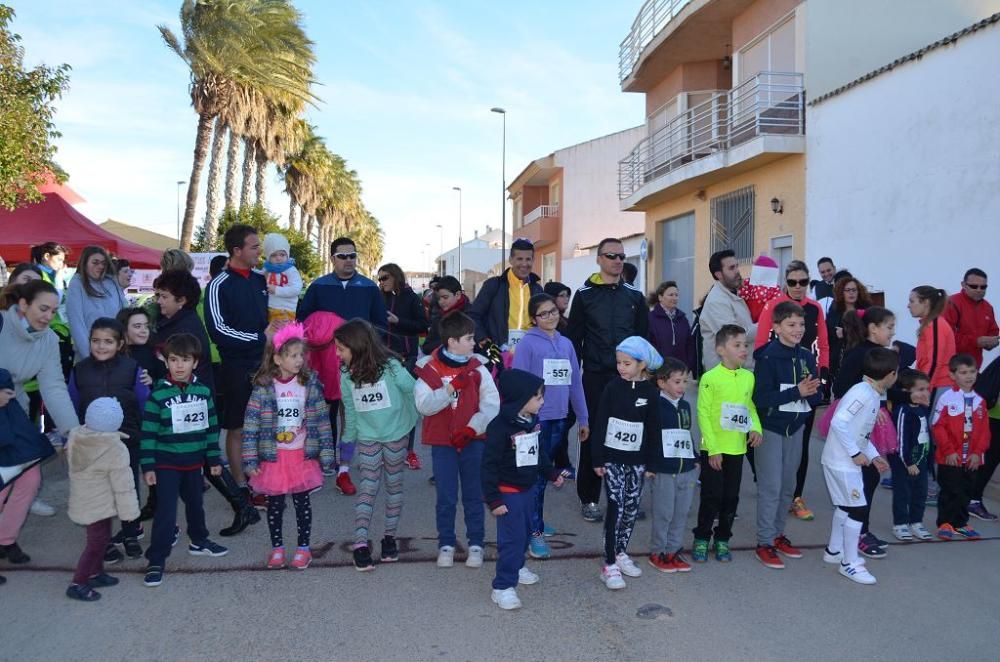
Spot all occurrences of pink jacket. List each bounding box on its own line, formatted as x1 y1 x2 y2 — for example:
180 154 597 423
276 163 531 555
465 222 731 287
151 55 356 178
303 311 345 402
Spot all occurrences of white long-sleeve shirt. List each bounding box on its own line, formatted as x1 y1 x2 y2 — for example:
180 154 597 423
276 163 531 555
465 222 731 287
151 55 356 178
262 266 303 313
822 380 882 471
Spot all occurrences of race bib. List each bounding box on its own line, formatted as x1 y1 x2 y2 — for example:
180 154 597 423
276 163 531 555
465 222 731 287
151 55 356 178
778 383 811 413
514 431 540 467
276 396 303 430
171 400 209 434
543 358 572 386
507 329 526 350
720 403 752 432
917 418 930 446
441 377 459 409
964 402 974 433
352 380 392 413
605 417 643 452
661 429 694 459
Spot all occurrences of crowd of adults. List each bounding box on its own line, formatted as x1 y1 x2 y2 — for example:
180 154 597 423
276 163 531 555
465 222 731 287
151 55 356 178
1 229 998 578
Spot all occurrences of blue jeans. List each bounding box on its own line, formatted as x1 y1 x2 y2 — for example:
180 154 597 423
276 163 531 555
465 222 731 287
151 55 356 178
431 442 485 548
531 418 566 535
888 454 928 526
493 489 532 590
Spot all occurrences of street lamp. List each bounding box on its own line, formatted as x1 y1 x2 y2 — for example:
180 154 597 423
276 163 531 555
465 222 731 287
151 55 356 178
424 243 432 273
434 224 444 275
175 180 186 247
452 186 463 276
490 107 507 263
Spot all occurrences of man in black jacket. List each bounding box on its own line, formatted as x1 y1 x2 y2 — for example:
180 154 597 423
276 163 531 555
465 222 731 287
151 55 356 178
566 237 648 522
467 238 543 352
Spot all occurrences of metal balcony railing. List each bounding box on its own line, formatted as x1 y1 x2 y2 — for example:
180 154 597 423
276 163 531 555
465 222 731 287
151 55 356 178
618 72 804 200
619 0 693 82
522 204 559 225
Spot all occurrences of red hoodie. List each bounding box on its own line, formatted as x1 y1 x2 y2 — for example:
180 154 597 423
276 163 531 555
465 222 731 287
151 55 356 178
303 311 345 402
931 388 990 464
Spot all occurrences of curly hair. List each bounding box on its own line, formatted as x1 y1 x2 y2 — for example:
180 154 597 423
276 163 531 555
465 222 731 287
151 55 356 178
832 277 873 313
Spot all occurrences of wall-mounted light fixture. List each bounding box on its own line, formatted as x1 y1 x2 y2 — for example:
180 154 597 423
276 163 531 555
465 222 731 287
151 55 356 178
770 197 784 214
722 55 731 70
695 189 707 201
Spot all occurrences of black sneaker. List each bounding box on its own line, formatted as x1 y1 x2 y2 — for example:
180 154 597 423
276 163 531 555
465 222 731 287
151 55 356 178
87 573 119 588
380 535 399 563
139 502 155 522
143 566 163 587
172 526 180 547
123 538 143 559
111 526 144 544
188 540 229 557
103 544 124 565
66 584 101 602
0 542 30 564
353 545 375 572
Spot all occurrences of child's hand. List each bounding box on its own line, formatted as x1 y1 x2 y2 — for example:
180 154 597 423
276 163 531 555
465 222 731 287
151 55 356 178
140 370 152 387
492 505 508 516
593 467 606 477
748 431 763 447
209 465 222 476
708 454 723 470
144 471 157 486
907 464 920 476
0 388 15 408
945 453 960 467
797 376 822 397
968 454 983 470
553 475 565 488
852 454 869 467
579 426 590 442
645 471 655 479
387 311 399 325
873 456 889 474
267 284 276 294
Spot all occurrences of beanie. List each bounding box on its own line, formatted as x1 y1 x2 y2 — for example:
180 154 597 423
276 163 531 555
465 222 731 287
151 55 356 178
263 233 291 261
498 368 544 417
616 336 663 371
85 397 124 433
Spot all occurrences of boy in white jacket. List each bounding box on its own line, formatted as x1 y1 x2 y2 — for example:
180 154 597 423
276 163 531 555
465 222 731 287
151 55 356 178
262 233 303 324
821 347 896 585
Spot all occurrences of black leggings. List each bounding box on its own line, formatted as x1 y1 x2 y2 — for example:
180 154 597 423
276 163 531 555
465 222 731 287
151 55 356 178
793 411 816 498
266 492 312 549
838 504 866 522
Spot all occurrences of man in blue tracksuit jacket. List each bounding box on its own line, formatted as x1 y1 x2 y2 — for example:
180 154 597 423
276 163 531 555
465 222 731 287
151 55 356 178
296 236 387 332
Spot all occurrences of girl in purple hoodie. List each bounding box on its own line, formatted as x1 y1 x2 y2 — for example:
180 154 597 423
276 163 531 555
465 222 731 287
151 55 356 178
512 294 589 559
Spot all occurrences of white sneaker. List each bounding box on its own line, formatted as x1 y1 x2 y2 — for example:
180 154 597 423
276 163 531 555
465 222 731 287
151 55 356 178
436 546 455 568
30 498 56 517
518 566 539 585
909 523 933 540
616 552 642 577
892 524 913 541
465 545 484 568
491 587 522 610
601 564 626 590
839 561 877 585
822 547 843 564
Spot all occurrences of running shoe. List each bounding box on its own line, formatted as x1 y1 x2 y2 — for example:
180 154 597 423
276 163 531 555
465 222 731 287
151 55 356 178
267 547 286 569
601 564 626 590
968 501 998 521
405 451 422 470
858 534 887 558
691 539 709 563
909 523 933 540
648 553 673 573
528 534 551 559
188 539 229 557
954 526 981 540
290 548 312 570
492 587 522 610
353 545 375 572
773 535 803 559
518 567 539 585
839 560 876 585
335 472 357 496
789 497 815 521
755 545 784 569
616 552 642 577
936 523 956 540
667 552 692 572
892 525 913 542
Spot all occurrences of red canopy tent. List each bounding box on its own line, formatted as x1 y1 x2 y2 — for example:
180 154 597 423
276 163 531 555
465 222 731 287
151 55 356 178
0 191 163 269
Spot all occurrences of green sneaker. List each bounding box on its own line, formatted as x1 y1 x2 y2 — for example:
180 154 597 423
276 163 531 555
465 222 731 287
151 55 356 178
692 538 709 563
714 540 732 562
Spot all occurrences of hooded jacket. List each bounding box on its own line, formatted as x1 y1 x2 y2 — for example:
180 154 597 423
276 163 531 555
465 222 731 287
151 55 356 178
0 368 55 488
752 339 822 435
648 304 696 373
383 286 428 359
66 426 140 526
414 350 500 445
467 268 544 346
511 327 589 426
151 308 215 389
302 311 345 401
566 274 648 375
422 295 470 356
647 393 697 474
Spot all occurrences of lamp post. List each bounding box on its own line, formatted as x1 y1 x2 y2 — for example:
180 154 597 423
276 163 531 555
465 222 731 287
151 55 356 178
452 186 463 277
175 180 185 247
490 107 507 264
424 243 432 273
434 224 444 275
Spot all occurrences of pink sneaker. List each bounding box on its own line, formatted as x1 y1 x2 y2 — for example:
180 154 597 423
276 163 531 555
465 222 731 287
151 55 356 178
290 548 312 570
266 547 286 569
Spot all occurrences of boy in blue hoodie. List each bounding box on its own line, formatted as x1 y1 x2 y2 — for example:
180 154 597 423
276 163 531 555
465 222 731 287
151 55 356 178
482 369 564 610
752 301 822 569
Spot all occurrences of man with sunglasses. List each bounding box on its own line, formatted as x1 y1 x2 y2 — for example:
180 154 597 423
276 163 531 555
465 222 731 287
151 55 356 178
943 268 998 369
467 238 543 353
297 236 388 496
566 238 648 523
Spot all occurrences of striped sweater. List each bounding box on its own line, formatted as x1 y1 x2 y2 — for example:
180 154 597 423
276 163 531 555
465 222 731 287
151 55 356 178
140 378 220 471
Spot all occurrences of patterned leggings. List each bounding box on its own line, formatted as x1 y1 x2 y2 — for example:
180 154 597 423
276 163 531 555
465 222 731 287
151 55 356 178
603 463 645 565
354 437 408 545
266 492 312 549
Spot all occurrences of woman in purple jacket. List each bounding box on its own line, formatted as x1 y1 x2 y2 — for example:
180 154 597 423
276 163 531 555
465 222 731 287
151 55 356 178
512 294 589 559
647 281 696 374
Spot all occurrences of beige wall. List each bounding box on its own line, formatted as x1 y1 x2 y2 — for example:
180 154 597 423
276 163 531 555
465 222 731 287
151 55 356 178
644 154 805 299
644 61 730 116
732 0 801 51
807 0 1000 99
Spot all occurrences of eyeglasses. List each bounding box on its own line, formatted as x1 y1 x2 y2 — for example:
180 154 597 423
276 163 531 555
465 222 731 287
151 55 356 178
334 252 358 260
534 309 560 319
843 287 858 294
965 283 988 291
601 253 627 261
786 278 810 287
377 275 390 282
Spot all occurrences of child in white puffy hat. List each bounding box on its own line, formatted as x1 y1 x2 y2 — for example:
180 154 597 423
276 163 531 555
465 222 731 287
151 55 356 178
262 232 303 324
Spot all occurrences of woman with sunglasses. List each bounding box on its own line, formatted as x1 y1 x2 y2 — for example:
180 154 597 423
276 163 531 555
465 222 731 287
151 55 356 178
376 263 429 469
754 260 830 522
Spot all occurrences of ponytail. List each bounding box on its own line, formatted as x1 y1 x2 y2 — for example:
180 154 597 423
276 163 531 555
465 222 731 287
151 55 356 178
843 306 894 351
911 285 947 335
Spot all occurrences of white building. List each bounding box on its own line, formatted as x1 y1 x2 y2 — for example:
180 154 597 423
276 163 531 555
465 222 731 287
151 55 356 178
805 5 1000 349
435 226 511 293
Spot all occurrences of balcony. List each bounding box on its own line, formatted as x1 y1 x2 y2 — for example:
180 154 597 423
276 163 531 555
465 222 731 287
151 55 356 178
518 204 560 248
618 71 804 209
620 0 693 82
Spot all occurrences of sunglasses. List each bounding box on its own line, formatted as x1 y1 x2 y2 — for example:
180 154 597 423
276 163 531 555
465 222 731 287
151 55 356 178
334 252 358 260
965 283 988 291
601 253 627 261
377 275 390 282
787 278 810 287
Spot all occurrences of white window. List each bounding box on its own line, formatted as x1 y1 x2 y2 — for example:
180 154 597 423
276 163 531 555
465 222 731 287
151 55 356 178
542 252 556 284
549 182 561 207
513 199 522 229
739 16 795 83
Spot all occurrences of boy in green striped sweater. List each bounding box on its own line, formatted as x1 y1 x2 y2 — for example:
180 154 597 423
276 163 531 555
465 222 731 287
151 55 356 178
141 334 228 587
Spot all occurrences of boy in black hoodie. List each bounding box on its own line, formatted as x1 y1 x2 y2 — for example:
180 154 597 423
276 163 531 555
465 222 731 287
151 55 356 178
752 301 822 569
482 369 563 610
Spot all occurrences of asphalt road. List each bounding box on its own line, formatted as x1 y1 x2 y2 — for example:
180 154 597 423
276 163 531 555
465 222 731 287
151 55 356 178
3 433 1000 662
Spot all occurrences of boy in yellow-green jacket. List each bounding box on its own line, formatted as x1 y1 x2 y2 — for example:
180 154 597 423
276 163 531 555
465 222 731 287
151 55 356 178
693 324 763 562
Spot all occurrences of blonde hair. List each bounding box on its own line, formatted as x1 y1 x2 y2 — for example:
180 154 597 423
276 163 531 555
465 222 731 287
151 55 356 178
253 337 311 386
160 248 194 273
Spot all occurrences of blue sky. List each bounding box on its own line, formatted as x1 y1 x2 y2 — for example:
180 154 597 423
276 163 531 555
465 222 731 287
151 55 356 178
12 1 644 271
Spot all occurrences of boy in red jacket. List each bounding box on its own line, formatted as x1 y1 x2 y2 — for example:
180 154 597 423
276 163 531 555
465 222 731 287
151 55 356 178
931 354 990 540
414 312 500 569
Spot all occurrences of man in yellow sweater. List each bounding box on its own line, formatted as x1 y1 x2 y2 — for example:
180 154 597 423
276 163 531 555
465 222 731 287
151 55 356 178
467 239 543 353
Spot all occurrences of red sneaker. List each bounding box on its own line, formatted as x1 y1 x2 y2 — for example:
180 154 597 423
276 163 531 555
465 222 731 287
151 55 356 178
251 493 267 510
405 451 422 470
773 535 803 559
667 552 692 573
335 472 357 496
648 553 674 573
755 545 785 569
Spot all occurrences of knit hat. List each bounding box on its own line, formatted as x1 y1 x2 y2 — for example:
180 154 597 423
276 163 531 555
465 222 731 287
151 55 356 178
543 281 570 298
84 397 123 433
616 336 663 371
263 233 291 261
750 254 779 289
498 368 544 418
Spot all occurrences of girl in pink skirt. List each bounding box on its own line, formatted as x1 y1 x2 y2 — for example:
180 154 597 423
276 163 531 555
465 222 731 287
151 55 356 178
242 324 334 570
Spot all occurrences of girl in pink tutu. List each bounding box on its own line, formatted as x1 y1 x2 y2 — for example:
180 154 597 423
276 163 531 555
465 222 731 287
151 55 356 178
242 323 334 570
